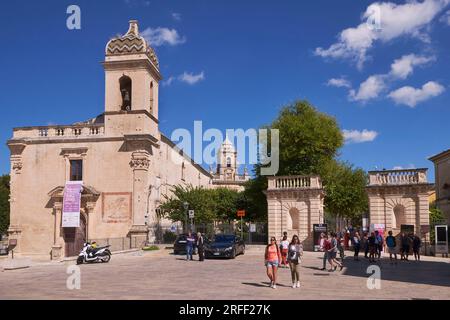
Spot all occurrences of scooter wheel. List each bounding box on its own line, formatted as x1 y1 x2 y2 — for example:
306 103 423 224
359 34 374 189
101 254 111 263
76 257 83 265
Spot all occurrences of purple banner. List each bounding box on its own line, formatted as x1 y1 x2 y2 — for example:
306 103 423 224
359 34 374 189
62 181 83 228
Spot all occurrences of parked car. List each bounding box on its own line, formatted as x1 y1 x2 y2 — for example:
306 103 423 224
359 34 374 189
173 233 199 255
205 234 245 259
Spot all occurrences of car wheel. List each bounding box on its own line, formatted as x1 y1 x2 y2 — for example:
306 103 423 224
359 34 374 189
241 246 245 255
231 248 236 259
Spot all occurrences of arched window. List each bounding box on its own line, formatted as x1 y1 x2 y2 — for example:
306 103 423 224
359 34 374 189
226 157 231 168
150 81 154 114
119 76 132 111
181 162 185 181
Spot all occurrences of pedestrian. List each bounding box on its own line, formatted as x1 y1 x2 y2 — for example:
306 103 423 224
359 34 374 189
363 232 370 259
413 234 421 261
185 231 195 261
265 236 281 289
197 232 205 262
319 233 329 271
374 230 383 261
280 235 289 268
368 232 377 263
328 232 343 271
352 231 361 261
288 235 303 288
400 232 410 261
337 234 345 262
386 230 397 264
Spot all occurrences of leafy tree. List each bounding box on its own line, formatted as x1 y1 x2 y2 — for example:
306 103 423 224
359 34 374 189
0 175 10 235
321 161 368 226
159 185 216 225
210 188 240 222
429 203 445 244
270 100 343 176
159 185 242 225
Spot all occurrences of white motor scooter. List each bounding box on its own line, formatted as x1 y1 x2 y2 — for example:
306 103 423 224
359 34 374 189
76 242 111 265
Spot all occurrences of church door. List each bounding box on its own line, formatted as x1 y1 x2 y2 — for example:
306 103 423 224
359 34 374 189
64 214 87 257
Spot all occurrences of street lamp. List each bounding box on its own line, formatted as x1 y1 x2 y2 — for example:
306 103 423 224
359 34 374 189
183 201 189 233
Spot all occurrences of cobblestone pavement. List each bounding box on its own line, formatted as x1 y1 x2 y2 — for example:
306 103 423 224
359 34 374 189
1 247 449 300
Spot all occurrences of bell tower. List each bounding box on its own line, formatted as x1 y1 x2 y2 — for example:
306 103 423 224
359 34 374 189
103 20 162 136
217 136 237 181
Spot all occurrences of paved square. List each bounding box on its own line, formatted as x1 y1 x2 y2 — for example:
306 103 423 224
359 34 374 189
1 247 449 300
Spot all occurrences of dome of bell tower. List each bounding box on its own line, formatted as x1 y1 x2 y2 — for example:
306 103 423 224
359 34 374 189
105 20 159 68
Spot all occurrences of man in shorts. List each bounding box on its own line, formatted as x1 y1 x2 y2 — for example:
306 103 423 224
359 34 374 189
385 231 397 264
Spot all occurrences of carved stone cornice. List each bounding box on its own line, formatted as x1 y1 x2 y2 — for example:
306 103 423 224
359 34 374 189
130 151 150 170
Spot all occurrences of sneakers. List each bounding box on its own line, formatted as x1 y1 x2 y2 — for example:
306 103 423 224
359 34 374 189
292 283 296 288
272 284 277 289
296 281 301 288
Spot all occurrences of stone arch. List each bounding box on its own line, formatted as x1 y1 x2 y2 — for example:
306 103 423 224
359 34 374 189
385 197 414 230
287 207 300 230
393 204 406 229
119 75 132 111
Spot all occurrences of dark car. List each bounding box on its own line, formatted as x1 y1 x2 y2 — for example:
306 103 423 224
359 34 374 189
205 234 245 259
173 233 198 255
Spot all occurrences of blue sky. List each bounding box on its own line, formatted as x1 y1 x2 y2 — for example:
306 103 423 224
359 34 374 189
0 0 449 180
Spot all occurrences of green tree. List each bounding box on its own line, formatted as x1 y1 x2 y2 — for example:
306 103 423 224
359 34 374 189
159 185 216 225
271 100 343 176
322 161 368 227
429 203 445 243
0 175 10 235
246 100 348 221
159 185 242 225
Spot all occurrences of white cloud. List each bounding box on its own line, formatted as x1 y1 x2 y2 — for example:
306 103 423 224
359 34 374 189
343 129 379 143
440 9 450 24
315 0 449 69
388 81 445 107
163 72 205 86
390 54 435 79
162 76 175 87
178 72 205 85
141 27 186 46
327 78 352 88
347 53 435 103
349 75 386 102
172 12 182 21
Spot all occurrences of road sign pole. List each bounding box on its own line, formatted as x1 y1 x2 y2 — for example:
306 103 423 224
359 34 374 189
241 216 243 240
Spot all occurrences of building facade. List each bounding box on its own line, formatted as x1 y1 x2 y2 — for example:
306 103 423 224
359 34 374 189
366 169 433 243
429 149 450 224
7 21 213 260
266 176 325 250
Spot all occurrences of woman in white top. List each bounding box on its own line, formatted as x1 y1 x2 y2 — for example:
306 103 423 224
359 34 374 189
287 235 303 288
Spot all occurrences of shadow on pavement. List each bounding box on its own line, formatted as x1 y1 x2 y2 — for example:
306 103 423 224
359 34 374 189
340 257 450 287
241 282 291 288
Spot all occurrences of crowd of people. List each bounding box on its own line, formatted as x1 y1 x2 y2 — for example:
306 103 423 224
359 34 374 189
264 229 423 289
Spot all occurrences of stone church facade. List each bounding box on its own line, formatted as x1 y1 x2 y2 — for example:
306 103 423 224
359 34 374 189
7 21 216 260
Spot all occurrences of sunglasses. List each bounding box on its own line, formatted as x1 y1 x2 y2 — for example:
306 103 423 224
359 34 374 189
271 238 276 242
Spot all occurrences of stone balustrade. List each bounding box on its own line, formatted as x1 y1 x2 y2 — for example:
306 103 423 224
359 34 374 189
267 175 322 190
12 125 105 139
368 168 428 186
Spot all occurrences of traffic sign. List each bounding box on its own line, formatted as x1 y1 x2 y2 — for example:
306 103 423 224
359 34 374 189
237 210 245 218
189 210 195 219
